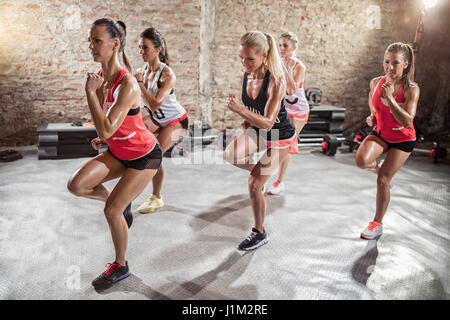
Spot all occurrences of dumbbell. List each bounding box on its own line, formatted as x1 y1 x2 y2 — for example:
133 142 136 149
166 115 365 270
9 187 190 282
413 142 447 163
218 128 236 150
347 132 365 152
322 134 342 156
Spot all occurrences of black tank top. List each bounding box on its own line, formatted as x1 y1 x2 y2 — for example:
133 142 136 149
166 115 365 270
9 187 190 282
242 70 295 141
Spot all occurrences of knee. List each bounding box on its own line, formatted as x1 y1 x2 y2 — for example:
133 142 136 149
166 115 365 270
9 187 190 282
355 153 371 169
103 202 121 222
67 177 84 197
248 176 262 196
377 173 391 188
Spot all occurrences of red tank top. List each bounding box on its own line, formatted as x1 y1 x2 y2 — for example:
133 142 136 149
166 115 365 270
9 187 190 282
100 69 157 160
372 76 416 143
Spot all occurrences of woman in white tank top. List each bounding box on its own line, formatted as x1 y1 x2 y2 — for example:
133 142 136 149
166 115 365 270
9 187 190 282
134 28 188 214
267 32 309 195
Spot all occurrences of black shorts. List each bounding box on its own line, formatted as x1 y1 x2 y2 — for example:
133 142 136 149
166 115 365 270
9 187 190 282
107 144 163 170
369 130 415 153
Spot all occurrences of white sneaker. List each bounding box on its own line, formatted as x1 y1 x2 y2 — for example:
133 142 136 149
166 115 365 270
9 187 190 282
360 221 383 240
137 194 164 214
267 180 284 195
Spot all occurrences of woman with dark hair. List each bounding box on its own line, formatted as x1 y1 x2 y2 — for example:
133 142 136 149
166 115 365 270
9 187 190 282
355 42 420 240
67 18 162 290
134 27 188 214
223 31 295 251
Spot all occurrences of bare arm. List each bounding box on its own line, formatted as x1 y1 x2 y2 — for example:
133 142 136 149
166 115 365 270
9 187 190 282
138 67 176 111
227 76 285 131
383 83 419 128
366 77 380 127
86 73 140 140
286 60 305 95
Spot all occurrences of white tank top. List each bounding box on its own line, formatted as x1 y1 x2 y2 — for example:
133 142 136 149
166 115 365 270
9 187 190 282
142 62 186 127
284 61 309 116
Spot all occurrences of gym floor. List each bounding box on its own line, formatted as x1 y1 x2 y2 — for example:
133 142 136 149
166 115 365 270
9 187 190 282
0 144 448 300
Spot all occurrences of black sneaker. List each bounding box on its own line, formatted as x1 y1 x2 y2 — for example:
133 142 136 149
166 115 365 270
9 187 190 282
238 227 269 251
123 203 133 228
92 261 130 290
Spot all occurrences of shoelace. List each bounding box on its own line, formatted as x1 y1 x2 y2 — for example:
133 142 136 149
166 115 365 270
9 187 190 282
246 231 258 241
368 221 380 231
104 262 120 276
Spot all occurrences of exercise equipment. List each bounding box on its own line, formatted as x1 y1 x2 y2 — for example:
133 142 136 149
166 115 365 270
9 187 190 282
218 127 236 150
301 105 346 136
346 126 371 152
0 150 23 162
413 142 448 163
305 87 322 107
37 122 98 159
321 134 342 156
163 123 218 157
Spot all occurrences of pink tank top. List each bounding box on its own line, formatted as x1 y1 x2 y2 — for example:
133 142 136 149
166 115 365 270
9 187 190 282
372 76 416 143
100 69 157 160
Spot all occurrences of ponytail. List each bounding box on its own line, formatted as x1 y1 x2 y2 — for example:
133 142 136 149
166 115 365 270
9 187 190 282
116 20 131 72
263 32 286 88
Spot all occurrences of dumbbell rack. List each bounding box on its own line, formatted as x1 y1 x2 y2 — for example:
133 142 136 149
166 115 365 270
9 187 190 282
37 122 99 159
299 104 346 145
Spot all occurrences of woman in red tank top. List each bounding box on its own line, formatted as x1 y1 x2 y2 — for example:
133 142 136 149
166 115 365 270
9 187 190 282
355 42 420 240
67 18 162 290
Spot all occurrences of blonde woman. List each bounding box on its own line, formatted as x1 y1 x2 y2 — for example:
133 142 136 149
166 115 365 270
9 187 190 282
224 31 295 251
267 31 309 195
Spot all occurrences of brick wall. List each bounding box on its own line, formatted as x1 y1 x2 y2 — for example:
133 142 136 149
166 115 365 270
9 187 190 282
0 0 201 146
0 0 429 147
211 0 419 132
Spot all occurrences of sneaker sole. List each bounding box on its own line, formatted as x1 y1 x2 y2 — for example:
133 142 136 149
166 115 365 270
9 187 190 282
238 236 270 251
360 233 382 240
138 205 164 214
92 271 131 290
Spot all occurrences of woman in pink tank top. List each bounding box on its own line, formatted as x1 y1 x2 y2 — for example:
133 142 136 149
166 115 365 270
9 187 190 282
67 18 162 291
355 42 420 240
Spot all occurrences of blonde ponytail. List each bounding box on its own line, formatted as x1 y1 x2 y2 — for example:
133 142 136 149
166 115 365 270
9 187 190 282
263 32 287 88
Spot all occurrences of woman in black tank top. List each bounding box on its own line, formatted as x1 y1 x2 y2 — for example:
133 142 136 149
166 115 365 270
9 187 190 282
223 31 295 251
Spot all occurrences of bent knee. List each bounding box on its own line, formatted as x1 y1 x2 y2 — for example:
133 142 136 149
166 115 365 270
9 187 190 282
67 178 84 197
355 154 373 169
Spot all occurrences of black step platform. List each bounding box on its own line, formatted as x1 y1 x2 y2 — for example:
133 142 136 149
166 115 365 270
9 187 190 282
299 104 346 142
37 122 99 159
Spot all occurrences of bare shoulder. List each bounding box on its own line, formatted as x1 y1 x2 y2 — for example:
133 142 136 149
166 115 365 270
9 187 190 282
370 76 383 89
161 65 175 80
117 73 140 97
267 73 284 93
292 57 305 69
405 82 420 97
120 73 138 87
